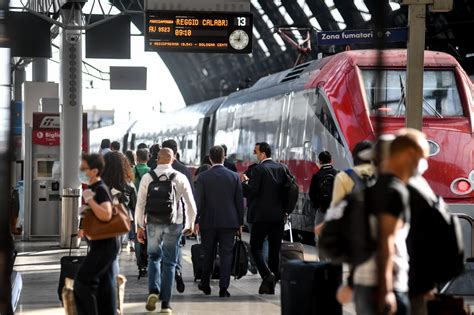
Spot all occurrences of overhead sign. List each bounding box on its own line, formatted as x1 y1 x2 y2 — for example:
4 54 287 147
145 10 253 53
317 28 408 46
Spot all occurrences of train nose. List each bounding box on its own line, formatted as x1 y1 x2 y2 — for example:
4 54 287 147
450 171 474 195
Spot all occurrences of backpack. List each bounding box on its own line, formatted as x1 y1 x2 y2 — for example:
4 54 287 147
145 171 177 225
318 173 336 212
319 189 376 266
407 181 464 292
344 169 376 193
281 164 299 214
318 169 376 265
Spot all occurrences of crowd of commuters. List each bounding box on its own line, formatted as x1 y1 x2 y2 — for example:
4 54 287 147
76 129 451 315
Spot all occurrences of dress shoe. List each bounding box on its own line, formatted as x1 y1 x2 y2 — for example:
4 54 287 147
219 288 231 298
258 273 276 295
198 283 211 295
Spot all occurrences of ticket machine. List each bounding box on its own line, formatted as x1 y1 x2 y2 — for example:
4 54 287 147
24 112 87 240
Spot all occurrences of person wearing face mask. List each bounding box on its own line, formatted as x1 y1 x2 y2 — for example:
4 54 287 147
352 129 430 315
241 142 288 295
75 153 120 315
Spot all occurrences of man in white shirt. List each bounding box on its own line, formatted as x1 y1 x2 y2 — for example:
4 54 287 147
135 148 196 314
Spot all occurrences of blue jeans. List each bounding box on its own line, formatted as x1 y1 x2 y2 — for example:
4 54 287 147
354 285 410 315
147 223 182 303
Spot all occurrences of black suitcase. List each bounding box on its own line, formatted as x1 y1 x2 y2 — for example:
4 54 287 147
191 237 220 282
281 261 342 315
58 235 86 302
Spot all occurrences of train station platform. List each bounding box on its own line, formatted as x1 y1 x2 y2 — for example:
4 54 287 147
13 234 356 315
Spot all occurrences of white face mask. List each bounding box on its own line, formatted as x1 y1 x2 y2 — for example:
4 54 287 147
79 171 91 184
416 158 429 176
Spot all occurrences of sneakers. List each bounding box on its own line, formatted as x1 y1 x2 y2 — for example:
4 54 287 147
145 293 159 311
175 270 185 293
258 273 276 295
160 301 173 314
198 283 211 295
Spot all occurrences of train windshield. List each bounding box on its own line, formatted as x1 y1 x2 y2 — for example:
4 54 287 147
361 69 464 117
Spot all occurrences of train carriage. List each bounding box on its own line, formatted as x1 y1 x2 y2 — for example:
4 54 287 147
91 49 474 241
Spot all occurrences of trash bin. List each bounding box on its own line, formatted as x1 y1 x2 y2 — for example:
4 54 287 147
60 188 81 249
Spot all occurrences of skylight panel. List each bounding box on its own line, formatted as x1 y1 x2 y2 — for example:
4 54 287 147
258 39 271 57
309 17 321 30
389 2 401 11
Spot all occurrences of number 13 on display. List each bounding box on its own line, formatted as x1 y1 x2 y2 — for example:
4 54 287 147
237 17 247 26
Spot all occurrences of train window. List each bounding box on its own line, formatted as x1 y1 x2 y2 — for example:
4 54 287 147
313 93 344 146
361 69 464 117
187 140 193 149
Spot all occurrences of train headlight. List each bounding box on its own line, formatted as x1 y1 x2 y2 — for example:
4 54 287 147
451 178 473 195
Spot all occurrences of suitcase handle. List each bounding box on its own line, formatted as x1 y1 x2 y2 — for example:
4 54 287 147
69 234 78 256
285 217 294 243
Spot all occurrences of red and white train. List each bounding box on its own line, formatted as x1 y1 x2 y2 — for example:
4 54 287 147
92 49 474 239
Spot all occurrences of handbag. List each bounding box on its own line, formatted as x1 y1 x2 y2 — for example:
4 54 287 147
82 203 131 241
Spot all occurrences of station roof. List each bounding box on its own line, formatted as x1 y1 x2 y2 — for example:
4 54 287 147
122 0 474 105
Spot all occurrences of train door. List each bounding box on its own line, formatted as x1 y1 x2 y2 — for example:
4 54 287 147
198 116 211 164
286 91 311 190
277 92 293 162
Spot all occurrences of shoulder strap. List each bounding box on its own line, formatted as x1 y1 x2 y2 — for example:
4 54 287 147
169 172 177 181
344 169 364 187
148 170 159 182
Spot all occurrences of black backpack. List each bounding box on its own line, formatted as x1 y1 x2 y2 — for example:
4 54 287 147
281 164 299 214
145 171 177 225
319 189 376 266
407 180 464 293
318 173 336 212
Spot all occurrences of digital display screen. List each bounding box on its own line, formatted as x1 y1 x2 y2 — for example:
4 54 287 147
145 11 253 54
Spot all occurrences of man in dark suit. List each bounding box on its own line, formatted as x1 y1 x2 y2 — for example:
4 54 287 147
162 139 193 293
241 142 288 295
195 145 244 297
221 144 238 172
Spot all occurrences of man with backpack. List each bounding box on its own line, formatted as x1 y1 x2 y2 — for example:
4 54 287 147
352 130 430 315
135 148 197 313
162 139 194 294
309 151 338 247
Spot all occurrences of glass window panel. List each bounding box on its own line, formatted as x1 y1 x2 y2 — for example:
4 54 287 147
361 69 464 117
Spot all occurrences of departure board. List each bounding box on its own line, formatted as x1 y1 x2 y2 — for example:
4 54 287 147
145 11 253 54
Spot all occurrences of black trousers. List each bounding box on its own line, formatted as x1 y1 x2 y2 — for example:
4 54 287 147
74 237 119 315
250 221 284 279
200 228 237 289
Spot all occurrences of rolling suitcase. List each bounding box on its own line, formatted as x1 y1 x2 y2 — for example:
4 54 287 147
58 235 86 302
191 234 220 282
280 219 304 270
281 261 342 315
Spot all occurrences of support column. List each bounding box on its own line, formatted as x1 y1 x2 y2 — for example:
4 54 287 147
32 58 48 82
405 4 427 130
13 67 25 102
59 4 82 248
